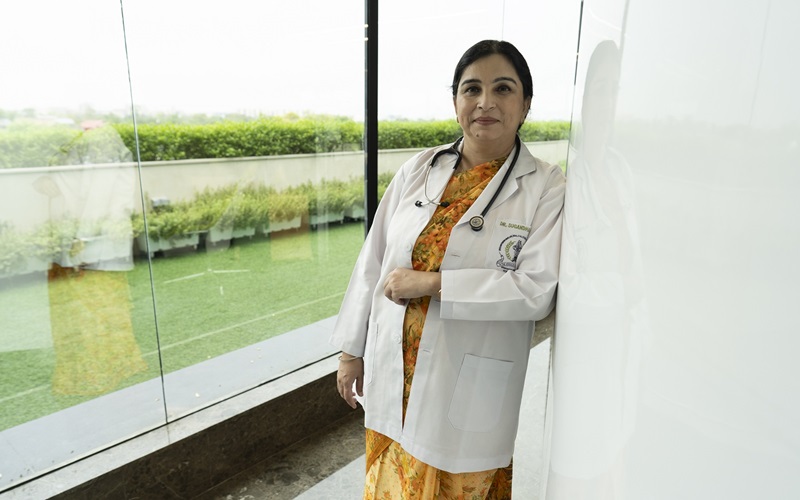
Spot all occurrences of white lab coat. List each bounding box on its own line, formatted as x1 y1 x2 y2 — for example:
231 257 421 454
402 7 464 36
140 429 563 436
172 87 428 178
330 140 565 473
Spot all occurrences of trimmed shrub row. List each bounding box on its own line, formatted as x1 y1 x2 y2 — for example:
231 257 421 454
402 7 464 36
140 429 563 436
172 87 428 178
1 119 569 167
114 117 364 162
0 126 80 169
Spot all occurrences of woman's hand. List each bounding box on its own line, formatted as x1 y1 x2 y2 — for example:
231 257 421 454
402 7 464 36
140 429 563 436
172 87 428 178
383 268 441 305
337 354 364 409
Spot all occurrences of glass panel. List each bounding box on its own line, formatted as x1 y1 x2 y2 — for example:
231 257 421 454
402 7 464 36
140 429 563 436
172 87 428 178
550 0 800 498
0 1 163 490
120 1 365 420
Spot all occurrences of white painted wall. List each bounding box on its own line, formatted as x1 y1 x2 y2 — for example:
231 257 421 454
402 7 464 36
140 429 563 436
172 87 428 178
548 0 800 498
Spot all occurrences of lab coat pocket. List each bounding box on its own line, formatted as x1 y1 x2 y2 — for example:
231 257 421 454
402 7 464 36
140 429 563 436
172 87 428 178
448 354 514 432
364 322 378 386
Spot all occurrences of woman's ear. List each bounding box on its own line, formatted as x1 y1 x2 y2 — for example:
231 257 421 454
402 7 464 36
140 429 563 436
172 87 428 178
521 97 532 125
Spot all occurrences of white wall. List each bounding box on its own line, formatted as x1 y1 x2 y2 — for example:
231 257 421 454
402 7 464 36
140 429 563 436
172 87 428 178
549 0 800 498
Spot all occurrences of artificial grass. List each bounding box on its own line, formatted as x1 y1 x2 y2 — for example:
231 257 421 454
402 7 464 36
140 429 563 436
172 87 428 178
0 222 364 431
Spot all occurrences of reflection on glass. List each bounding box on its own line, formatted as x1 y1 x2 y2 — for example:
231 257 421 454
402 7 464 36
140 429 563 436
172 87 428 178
0 1 163 491
549 39 649 498
120 0 366 418
37 125 145 396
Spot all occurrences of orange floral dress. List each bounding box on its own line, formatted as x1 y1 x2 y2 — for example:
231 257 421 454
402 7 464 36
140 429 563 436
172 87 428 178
364 157 513 500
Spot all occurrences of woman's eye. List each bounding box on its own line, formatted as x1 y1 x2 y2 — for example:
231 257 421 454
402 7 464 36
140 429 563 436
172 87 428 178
496 85 512 93
464 86 480 94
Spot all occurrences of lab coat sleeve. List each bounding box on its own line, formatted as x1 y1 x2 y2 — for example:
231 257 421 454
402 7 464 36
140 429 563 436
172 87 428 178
440 165 565 322
328 155 418 356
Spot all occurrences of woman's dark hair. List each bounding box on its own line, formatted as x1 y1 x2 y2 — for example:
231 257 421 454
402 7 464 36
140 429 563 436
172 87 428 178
451 40 533 99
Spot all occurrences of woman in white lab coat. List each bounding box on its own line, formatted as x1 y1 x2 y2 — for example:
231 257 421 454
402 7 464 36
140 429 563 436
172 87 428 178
332 40 565 499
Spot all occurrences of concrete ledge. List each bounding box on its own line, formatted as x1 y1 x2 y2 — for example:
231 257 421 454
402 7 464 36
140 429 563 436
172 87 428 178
2 355 349 499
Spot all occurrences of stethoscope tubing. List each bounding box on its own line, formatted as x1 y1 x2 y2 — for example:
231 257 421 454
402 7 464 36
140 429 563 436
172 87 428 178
417 135 522 231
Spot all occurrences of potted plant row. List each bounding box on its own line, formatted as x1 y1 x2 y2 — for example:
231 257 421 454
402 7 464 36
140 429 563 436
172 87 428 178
197 186 261 245
132 202 203 257
1 176 387 273
0 217 135 278
290 178 360 229
132 183 312 255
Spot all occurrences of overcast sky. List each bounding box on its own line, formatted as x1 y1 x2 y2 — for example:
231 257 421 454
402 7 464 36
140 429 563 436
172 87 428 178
0 0 580 121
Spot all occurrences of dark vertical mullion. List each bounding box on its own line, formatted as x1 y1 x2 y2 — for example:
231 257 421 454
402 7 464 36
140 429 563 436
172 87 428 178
364 0 378 234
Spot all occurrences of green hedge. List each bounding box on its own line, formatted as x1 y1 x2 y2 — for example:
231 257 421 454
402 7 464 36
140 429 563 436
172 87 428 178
0 126 78 169
114 117 364 161
118 119 568 161
1 118 569 167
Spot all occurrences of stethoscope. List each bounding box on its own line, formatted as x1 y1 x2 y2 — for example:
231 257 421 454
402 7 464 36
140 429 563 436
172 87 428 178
414 134 521 231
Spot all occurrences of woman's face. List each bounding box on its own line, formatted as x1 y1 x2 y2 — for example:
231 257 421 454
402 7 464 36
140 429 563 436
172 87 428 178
453 53 531 149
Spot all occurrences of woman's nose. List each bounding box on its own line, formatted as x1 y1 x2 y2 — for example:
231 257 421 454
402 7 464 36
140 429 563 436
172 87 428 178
477 95 495 110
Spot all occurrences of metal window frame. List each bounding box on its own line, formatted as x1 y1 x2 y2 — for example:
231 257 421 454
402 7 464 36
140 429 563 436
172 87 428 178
364 0 378 233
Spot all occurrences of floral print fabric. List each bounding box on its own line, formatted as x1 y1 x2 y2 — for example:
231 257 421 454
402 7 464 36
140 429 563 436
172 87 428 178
364 156 512 499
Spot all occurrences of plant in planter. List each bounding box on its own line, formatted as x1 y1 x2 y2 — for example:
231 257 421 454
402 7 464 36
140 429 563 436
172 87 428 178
197 184 261 243
136 201 202 256
2 222 70 276
0 222 28 277
198 193 235 244
344 177 366 221
304 179 351 228
194 189 228 229
265 190 306 233
162 206 202 252
36 219 79 261
247 185 273 235
70 216 134 267
232 187 260 236
378 171 395 201
131 211 146 240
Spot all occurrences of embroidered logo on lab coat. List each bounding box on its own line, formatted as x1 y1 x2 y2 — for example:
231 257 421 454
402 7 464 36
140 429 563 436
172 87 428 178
489 219 530 271
497 234 527 270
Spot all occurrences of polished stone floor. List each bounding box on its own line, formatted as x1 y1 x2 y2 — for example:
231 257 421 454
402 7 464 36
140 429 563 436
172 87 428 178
198 338 551 500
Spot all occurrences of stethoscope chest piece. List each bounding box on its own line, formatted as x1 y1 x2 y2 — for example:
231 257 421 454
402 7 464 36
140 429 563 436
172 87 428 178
468 215 484 232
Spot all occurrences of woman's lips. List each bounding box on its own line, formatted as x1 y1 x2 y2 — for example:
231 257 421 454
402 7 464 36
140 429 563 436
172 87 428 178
474 116 499 125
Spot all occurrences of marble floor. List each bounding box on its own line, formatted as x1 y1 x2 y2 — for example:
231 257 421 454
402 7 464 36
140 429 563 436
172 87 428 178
198 338 551 500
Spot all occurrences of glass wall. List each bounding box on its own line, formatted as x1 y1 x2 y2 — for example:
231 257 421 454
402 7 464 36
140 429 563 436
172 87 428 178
0 1 166 487
0 0 363 490
120 0 365 421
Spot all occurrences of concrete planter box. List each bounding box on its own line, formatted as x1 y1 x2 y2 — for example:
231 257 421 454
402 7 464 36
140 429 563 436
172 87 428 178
75 236 132 266
207 227 256 244
136 232 201 257
344 204 365 221
268 216 302 233
1 255 50 279
309 211 344 229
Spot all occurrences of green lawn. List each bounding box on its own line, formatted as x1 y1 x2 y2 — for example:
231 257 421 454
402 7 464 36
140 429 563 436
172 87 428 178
0 222 364 431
